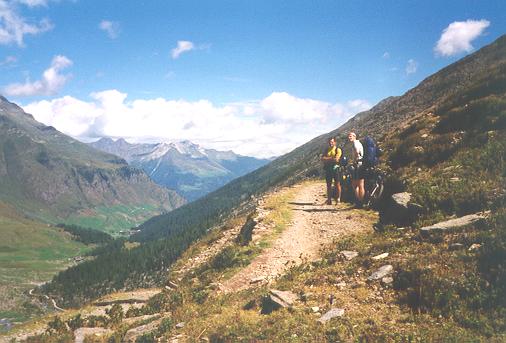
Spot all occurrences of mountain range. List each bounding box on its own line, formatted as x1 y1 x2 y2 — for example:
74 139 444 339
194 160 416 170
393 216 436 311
2 34 505 341
0 97 185 233
37 34 506 309
89 138 270 201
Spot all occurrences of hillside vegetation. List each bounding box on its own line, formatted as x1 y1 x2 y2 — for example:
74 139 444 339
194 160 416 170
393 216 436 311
39 34 506 321
0 97 185 233
0 202 89 331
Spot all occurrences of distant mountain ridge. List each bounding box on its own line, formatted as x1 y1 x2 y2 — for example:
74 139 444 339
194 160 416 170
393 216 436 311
89 138 270 201
0 96 185 233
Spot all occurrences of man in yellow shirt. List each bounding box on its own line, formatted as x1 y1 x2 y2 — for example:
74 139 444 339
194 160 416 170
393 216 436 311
321 137 342 205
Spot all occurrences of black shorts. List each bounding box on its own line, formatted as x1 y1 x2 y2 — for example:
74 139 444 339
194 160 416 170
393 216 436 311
324 166 341 185
349 164 365 180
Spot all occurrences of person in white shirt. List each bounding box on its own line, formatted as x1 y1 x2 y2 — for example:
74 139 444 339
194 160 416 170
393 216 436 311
348 132 365 206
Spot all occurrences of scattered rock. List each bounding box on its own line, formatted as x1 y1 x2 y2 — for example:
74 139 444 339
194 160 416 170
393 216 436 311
420 212 490 237
261 289 298 314
317 308 345 323
123 319 163 342
391 192 411 209
74 328 114 343
176 322 185 329
250 276 265 284
340 250 359 261
421 133 428 138
311 306 320 313
450 177 461 182
368 265 394 281
381 276 394 285
372 252 389 260
448 243 464 251
468 243 482 251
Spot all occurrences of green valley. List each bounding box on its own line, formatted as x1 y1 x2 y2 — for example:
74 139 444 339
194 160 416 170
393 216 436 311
0 202 89 331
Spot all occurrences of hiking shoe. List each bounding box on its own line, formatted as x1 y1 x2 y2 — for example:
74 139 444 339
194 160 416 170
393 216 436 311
326 200 332 205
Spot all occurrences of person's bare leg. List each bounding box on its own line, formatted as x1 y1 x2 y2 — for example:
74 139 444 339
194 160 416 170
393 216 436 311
336 183 342 202
352 180 359 201
358 179 365 202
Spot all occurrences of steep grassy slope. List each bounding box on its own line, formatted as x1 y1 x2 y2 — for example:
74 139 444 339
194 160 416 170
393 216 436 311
41 35 506 308
0 202 88 331
0 97 185 232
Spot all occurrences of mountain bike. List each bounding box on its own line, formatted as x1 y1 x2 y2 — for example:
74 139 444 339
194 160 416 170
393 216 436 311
363 166 385 209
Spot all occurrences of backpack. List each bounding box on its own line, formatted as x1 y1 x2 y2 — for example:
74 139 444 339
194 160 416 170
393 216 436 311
363 136 379 167
338 148 348 167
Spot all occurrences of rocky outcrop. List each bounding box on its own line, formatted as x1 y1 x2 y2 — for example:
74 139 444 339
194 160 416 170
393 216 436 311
420 212 489 237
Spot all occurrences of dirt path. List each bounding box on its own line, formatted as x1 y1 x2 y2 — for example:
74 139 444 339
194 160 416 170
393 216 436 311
219 182 376 293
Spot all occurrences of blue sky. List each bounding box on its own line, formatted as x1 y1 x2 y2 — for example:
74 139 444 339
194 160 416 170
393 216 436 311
1 0 505 157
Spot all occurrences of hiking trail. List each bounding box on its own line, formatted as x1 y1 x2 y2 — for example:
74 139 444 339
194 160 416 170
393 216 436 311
219 181 377 292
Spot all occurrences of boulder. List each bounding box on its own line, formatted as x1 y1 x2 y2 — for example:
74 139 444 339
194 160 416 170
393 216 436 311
391 192 411 209
261 289 298 314
380 192 423 226
340 250 359 261
420 212 489 237
368 265 394 281
317 308 345 323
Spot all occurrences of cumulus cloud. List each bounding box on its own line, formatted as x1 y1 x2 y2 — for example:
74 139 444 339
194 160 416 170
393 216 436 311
3 55 72 97
405 59 418 75
171 40 195 59
0 0 53 46
434 19 490 57
382 52 390 59
99 20 120 39
23 91 371 158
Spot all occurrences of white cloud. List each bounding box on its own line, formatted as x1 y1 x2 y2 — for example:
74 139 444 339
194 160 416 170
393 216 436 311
2 55 72 96
171 40 195 59
405 59 418 75
15 0 47 7
0 0 53 46
0 55 16 66
99 20 120 39
22 91 371 158
382 52 390 59
434 19 490 57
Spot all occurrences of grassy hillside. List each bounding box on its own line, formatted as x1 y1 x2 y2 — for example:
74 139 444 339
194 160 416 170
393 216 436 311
0 96 185 233
0 202 89 331
40 34 506 309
